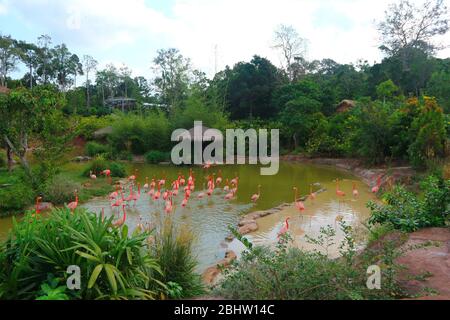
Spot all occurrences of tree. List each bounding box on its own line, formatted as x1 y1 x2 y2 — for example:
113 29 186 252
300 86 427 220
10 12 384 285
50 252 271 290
376 79 400 104
0 35 20 87
272 24 308 81
16 41 40 89
152 48 191 110
0 86 69 188
119 64 133 98
36 35 53 84
378 0 449 55
52 44 80 91
82 55 98 108
217 56 282 120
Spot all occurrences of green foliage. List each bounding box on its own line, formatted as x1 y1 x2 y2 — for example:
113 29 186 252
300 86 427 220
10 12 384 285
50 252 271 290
145 151 169 164
0 208 166 300
83 157 126 178
75 116 112 140
407 97 447 168
368 176 449 232
0 171 34 214
217 223 399 300
85 141 110 157
108 113 170 155
43 175 81 205
35 275 70 300
0 152 5 168
151 218 204 298
376 79 399 101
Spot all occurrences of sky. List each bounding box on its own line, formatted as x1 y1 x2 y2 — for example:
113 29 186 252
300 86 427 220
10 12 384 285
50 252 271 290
1 0 449 81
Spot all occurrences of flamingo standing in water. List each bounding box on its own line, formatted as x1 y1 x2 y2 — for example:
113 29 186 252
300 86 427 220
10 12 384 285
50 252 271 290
293 187 305 212
181 194 189 208
352 182 359 198
132 183 141 206
309 185 317 201
216 170 223 185
112 205 127 227
143 177 149 190
124 185 134 205
111 191 125 211
165 193 173 214
336 179 346 197
128 169 138 184
180 175 186 186
67 191 79 212
153 184 162 200
372 176 382 194
251 185 261 203
109 185 120 200
223 179 230 193
277 217 290 238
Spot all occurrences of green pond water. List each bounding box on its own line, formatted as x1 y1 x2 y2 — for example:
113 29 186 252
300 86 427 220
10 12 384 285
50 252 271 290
0 162 376 272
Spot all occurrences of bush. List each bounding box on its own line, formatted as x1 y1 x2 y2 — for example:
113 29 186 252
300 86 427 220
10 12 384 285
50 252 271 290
215 225 400 300
0 153 5 168
85 142 109 157
151 217 204 298
368 176 449 232
0 172 34 215
44 175 81 205
0 209 165 300
108 113 171 155
145 151 168 164
83 157 126 178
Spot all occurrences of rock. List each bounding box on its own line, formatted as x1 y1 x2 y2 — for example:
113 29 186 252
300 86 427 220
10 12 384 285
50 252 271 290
225 235 234 242
238 219 255 227
72 156 92 162
202 251 237 285
238 222 258 235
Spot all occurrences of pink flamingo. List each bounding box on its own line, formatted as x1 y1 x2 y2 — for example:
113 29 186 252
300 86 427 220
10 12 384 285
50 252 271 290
109 184 120 200
112 205 127 227
128 169 138 183
90 170 97 180
336 179 346 197
309 185 317 201
223 179 230 193
181 194 189 208
277 217 290 238
293 187 305 212
352 182 359 198
132 183 141 206
371 176 382 194
251 185 261 202
111 191 125 209
165 193 173 214
216 170 223 185
67 190 79 212
35 196 43 214
180 175 186 186
159 174 167 187
153 184 161 200
150 177 156 189
143 177 149 190
124 185 134 205
102 169 111 183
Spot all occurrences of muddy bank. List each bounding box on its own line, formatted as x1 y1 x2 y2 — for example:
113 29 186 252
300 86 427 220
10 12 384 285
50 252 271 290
281 155 415 190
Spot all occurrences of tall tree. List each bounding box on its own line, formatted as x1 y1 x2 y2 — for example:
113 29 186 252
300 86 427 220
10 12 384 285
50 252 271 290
272 24 308 81
52 44 79 92
378 0 449 55
17 41 41 89
0 35 20 87
82 55 98 108
152 48 191 110
36 35 53 84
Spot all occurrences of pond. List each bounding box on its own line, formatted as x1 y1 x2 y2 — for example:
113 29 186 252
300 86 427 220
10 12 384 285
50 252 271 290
0 161 376 272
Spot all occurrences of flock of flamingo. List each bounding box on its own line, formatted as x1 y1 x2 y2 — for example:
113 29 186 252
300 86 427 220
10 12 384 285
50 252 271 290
35 163 384 239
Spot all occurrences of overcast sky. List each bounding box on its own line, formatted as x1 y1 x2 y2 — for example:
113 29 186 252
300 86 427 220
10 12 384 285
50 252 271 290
1 0 449 80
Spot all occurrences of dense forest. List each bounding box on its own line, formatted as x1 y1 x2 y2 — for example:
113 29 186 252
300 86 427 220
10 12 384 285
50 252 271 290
1 0 449 173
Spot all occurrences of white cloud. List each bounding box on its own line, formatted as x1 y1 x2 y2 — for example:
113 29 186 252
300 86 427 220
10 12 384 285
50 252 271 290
0 0 8 15
5 0 450 78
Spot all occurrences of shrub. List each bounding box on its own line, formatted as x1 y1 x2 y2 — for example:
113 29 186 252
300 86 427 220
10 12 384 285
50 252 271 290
0 208 165 300
215 225 400 300
151 217 204 298
85 142 109 157
44 175 81 205
368 176 449 232
0 172 34 215
0 153 5 168
145 151 168 164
